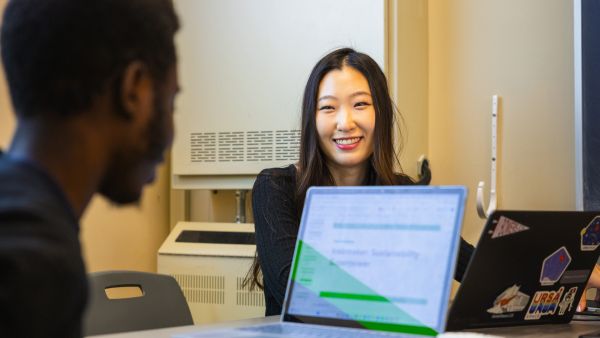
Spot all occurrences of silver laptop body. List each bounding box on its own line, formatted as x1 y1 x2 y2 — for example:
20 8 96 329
176 186 467 338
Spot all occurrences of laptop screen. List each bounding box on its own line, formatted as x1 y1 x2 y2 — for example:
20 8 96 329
282 186 467 336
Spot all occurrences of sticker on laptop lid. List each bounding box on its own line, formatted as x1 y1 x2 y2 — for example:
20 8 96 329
540 246 571 286
560 269 590 284
525 287 564 320
581 216 600 251
489 216 530 239
487 285 530 315
558 287 578 315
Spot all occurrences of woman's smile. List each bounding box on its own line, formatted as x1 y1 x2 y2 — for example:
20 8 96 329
333 136 363 150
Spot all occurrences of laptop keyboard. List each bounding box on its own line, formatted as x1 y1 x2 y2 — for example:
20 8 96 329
239 323 414 337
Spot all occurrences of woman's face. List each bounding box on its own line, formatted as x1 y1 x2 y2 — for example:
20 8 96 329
316 66 375 171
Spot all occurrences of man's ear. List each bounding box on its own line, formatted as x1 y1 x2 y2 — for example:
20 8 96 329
118 61 153 121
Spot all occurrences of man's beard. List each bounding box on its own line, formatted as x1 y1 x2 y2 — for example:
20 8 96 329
98 93 171 205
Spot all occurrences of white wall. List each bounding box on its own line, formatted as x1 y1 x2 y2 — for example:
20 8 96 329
180 0 432 223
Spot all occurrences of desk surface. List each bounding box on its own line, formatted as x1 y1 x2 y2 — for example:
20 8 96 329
88 316 600 338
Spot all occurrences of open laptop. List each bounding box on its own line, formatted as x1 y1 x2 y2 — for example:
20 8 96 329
447 210 600 330
175 185 467 337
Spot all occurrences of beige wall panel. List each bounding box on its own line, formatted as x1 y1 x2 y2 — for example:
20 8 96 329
0 75 13 149
429 0 575 245
393 0 429 178
0 0 14 150
81 163 171 273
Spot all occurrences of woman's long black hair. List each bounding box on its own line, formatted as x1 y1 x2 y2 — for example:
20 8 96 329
245 48 412 291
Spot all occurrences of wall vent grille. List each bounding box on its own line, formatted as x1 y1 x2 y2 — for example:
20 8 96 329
235 277 265 307
189 130 300 163
275 130 301 161
218 131 244 162
190 132 216 162
247 131 273 162
172 274 225 305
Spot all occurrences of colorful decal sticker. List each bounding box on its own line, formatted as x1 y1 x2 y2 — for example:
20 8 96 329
487 285 530 315
540 246 571 286
560 269 590 284
525 287 564 320
490 216 530 239
558 287 578 315
581 216 600 251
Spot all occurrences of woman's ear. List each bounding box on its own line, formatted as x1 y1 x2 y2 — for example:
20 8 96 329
117 61 153 122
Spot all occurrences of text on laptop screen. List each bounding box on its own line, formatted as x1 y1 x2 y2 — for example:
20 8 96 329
286 187 465 336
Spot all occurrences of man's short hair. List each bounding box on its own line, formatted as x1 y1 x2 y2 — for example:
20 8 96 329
1 0 180 118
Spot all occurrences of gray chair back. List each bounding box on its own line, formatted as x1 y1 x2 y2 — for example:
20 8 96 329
84 270 193 336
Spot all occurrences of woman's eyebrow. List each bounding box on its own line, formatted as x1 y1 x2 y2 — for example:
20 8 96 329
318 95 338 102
349 91 371 98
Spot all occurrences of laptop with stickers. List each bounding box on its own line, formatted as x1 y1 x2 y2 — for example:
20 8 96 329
447 210 600 330
175 186 468 338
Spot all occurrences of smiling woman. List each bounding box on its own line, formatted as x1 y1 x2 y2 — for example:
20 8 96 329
315 66 376 185
246 48 475 316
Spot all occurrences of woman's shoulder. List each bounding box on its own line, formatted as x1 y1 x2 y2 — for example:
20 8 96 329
254 164 297 192
257 164 296 179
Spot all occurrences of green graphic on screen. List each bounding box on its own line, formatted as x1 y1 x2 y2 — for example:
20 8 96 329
290 240 438 336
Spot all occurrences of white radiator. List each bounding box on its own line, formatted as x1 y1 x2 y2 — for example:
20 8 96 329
157 222 265 324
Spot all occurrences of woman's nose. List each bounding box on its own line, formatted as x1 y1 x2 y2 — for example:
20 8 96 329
336 106 355 131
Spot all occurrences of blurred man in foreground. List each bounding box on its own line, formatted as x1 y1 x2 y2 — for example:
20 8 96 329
0 0 180 336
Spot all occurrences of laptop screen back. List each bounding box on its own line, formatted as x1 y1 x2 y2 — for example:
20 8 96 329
282 186 467 336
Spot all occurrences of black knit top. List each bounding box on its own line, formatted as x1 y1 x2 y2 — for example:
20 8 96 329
252 164 474 316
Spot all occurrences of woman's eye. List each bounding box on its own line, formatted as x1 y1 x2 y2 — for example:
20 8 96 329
355 101 371 108
318 105 334 111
